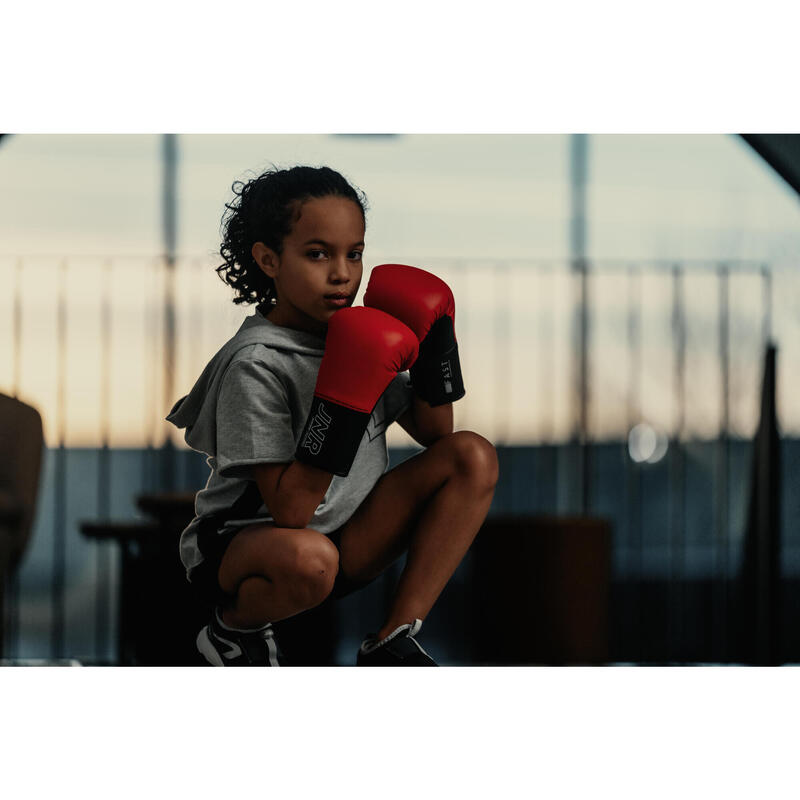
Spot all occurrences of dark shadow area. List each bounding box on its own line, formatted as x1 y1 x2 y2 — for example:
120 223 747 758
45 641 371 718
6 432 797 665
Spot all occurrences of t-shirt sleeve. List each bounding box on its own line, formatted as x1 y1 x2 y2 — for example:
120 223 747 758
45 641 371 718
383 371 414 426
216 359 296 479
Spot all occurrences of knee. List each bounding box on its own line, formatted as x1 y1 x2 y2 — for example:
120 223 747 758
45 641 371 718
287 533 339 607
446 431 499 489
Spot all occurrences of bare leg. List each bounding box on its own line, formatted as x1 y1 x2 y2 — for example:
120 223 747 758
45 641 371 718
216 525 339 629
377 467 495 639
336 431 499 640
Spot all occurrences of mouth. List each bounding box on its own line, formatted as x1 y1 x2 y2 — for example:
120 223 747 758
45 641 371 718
323 293 352 308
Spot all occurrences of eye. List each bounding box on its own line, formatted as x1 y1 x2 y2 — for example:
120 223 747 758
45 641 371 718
307 249 327 260
349 250 364 260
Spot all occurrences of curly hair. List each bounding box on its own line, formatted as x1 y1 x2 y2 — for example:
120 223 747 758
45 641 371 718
216 165 368 312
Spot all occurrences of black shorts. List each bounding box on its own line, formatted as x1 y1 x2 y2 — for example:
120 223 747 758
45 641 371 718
187 517 371 610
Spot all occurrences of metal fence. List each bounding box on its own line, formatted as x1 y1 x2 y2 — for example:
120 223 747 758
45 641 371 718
1 255 798 663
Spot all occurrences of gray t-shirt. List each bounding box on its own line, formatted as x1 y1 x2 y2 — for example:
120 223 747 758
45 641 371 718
166 309 413 577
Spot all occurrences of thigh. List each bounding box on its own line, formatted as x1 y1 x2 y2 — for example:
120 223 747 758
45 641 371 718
217 523 338 596
336 433 461 582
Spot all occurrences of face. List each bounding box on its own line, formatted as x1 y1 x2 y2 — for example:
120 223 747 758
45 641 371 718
252 195 365 336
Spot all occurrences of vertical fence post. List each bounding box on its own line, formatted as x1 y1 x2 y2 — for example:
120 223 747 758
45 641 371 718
542 263 557 514
569 134 589 515
52 258 68 659
761 264 772 347
626 263 644 661
5 258 25 657
494 261 510 448
189 257 205 488
161 134 178 492
162 253 176 491
579 262 590 513
715 264 730 661
13 258 23 400
492 261 510 511
95 257 112 663
143 257 159 494
669 264 687 661
192 257 203 381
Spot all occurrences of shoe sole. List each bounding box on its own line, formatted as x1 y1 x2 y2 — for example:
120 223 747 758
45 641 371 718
196 627 225 666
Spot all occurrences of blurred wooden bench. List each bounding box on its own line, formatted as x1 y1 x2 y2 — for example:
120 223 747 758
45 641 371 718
81 490 337 666
471 515 612 665
80 493 207 666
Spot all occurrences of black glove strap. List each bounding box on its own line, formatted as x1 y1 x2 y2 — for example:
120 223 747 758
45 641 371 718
410 316 466 407
295 395 371 477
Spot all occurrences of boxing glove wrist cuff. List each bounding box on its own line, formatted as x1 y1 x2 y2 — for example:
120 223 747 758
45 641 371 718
295 395 371 477
409 316 466 407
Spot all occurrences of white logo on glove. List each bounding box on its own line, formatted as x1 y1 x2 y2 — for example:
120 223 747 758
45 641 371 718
302 402 333 454
441 360 453 393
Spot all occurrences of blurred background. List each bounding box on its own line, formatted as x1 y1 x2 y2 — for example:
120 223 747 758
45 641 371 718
1 133 798 666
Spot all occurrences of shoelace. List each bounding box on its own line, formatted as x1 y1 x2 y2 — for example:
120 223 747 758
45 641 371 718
361 618 424 655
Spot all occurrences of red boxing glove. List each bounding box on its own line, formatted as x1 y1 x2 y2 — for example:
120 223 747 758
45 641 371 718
295 306 419 476
364 264 465 406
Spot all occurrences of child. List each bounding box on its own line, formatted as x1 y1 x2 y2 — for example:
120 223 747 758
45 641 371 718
167 165 498 666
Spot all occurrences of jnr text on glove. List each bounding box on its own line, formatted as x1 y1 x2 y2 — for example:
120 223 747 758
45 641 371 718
295 306 419 476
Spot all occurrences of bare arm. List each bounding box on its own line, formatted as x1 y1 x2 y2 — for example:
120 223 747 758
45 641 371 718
254 395 452 525
252 460 334 529
396 394 454 447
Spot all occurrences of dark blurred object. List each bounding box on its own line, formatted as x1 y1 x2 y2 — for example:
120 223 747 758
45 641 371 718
271 597 339 667
81 491 338 666
472 515 611 664
82 492 205 665
136 490 195 530
0 393 44 659
735 344 782 665
740 134 800 198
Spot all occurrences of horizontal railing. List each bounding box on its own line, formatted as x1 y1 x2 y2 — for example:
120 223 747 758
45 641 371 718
1 256 797 663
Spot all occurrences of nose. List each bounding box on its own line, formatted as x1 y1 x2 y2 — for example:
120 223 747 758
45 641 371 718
329 255 352 284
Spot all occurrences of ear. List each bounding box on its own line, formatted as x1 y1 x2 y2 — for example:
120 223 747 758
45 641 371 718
252 242 280 279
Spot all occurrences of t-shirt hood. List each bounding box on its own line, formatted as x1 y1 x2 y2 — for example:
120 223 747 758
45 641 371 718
165 309 325 453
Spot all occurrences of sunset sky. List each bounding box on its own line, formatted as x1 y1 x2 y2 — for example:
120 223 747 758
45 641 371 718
1 134 798 447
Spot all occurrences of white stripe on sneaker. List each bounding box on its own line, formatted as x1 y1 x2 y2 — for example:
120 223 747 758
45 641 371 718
214 632 243 660
359 619 427 656
266 634 280 666
196 627 225 666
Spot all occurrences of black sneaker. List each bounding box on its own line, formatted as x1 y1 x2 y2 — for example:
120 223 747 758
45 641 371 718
357 619 438 666
196 607 284 666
